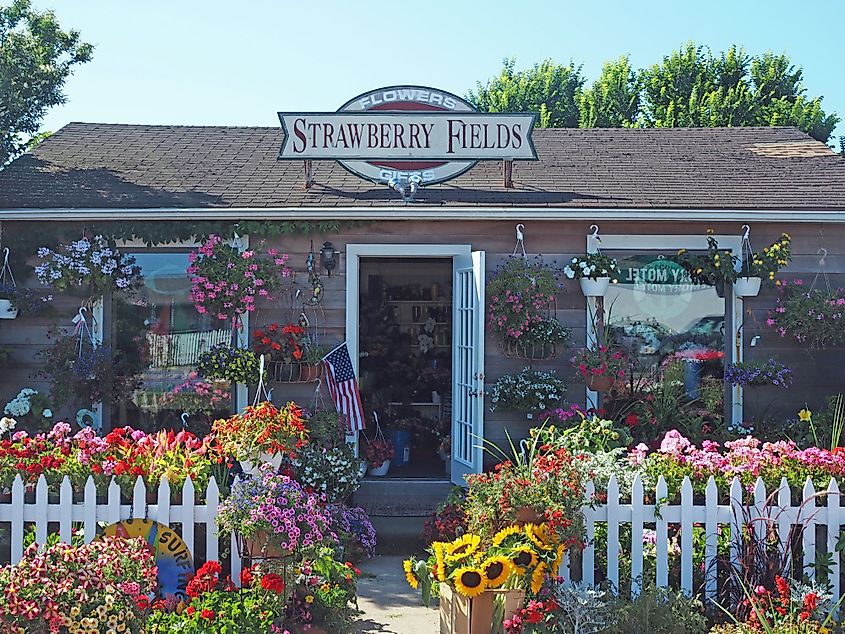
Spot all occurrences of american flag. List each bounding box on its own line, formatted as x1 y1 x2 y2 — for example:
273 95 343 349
322 342 366 431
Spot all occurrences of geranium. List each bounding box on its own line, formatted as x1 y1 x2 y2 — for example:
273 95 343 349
187 235 292 323
196 343 260 385
767 280 845 349
35 235 143 296
212 401 308 462
162 372 232 414
490 367 567 414
562 252 620 281
217 467 335 555
363 438 393 467
0 537 157 634
571 345 629 381
724 359 793 388
252 322 307 364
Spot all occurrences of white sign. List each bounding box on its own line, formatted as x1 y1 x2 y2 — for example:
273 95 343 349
277 85 538 185
279 112 537 161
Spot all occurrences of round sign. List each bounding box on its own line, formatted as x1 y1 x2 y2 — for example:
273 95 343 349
102 519 194 600
337 85 477 185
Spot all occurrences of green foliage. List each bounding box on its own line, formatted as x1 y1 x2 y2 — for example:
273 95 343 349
467 58 585 127
471 44 839 142
0 0 93 165
605 584 709 633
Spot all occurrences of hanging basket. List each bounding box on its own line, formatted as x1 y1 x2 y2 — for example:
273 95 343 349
586 374 614 392
734 276 762 298
239 452 283 476
367 459 390 476
498 338 561 361
266 361 323 383
0 299 18 319
579 277 610 297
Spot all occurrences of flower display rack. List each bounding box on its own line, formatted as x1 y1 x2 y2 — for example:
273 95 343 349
266 360 323 383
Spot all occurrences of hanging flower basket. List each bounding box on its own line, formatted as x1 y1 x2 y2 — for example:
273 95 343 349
734 276 762 297
498 338 562 361
239 451 283 476
586 373 614 392
367 459 391 476
578 277 611 297
266 361 323 383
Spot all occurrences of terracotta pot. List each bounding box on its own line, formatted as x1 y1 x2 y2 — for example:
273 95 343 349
439 583 495 634
515 506 543 525
586 374 614 392
242 529 291 560
299 363 322 382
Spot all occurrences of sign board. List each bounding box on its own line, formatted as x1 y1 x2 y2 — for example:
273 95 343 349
278 85 538 185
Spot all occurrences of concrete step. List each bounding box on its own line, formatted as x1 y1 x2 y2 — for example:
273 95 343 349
353 478 454 518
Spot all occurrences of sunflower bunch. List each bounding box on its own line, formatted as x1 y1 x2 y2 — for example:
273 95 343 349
403 522 566 606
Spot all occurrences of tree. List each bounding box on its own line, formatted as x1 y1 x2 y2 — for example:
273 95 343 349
0 0 92 165
578 56 640 128
466 58 585 127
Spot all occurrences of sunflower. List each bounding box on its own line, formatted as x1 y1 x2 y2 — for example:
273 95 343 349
445 533 481 563
453 566 487 598
551 544 566 573
524 523 553 551
510 547 538 573
432 542 448 582
403 559 418 590
492 525 522 546
531 562 548 595
480 556 512 588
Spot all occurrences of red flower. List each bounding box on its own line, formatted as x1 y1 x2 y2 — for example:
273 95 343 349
261 573 285 594
134 595 150 610
186 606 196 616
240 567 254 587
200 608 215 621
624 413 639 428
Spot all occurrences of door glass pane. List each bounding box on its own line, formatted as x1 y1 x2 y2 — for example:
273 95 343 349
112 252 232 432
603 253 726 439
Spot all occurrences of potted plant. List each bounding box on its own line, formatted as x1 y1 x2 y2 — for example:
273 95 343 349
0 283 52 319
563 252 620 297
291 442 363 503
217 466 334 561
35 234 143 298
734 232 792 297
489 368 567 417
487 257 567 359
364 438 394 476
2 388 53 433
571 344 629 392
187 235 292 324
195 342 260 386
212 400 308 475
724 358 793 388
766 280 845 349
162 372 232 415
253 322 325 382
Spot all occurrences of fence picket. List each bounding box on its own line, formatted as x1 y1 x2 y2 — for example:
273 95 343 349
158 477 172 526
206 477 220 564
704 476 718 604
827 479 840 600
182 477 196 560
59 477 72 544
802 478 817 581
680 477 693 596
133 477 146 520
655 476 668 588
729 477 743 580
753 477 767 543
34 474 48 547
606 475 620 592
582 480 595 586
10 475 24 564
107 478 121 526
83 476 97 544
630 474 644 598
777 478 792 575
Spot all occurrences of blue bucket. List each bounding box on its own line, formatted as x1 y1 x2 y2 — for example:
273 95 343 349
389 430 412 467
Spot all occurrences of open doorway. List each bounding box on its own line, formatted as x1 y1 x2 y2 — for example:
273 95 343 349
358 257 452 478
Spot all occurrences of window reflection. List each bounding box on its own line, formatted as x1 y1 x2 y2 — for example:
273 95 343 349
112 252 231 432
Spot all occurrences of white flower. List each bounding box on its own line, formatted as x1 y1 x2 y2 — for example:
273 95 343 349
42 409 53 418
0 417 16 434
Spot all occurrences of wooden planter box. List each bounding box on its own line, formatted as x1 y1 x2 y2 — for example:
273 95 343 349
439 583 494 634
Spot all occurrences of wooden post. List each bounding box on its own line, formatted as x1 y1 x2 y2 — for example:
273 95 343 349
304 160 314 189
502 160 513 188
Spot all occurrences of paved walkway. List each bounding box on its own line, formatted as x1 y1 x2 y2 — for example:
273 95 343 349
353 555 440 634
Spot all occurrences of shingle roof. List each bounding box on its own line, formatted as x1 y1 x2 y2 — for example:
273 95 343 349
1 122 844 210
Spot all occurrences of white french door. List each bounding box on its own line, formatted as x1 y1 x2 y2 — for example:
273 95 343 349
451 251 486 485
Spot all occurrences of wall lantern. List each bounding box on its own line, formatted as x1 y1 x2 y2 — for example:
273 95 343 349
320 241 339 276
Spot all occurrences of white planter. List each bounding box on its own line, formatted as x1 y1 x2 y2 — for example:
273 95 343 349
239 452 283 476
358 460 368 479
0 299 18 319
579 277 611 297
367 459 391 477
734 276 762 297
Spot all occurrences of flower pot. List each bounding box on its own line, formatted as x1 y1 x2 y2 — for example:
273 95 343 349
242 528 292 560
299 363 322 382
586 374 614 392
0 299 17 319
358 460 368 479
734 276 762 298
714 279 726 299
239 452 283 476
367 459 390 476
439 583 495 634
515 506 543 525
579 277 610 297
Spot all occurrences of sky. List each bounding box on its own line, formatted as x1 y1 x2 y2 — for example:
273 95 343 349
31 0 845 142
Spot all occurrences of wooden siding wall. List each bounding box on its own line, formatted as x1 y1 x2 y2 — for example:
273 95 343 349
1 220 843 448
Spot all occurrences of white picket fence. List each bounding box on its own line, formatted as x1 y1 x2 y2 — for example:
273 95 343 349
0 474 243 584
1 472 843 603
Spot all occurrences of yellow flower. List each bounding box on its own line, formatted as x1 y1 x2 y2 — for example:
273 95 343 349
531 562 548 595
320 583 330 592
706 228 714 235
799 408 812 422
445 533 481 563
403 559 419 590
492 525 522 546
480 556 512 588
305 595 314 604
70 607 81 618
525 523 553 551
552 544 566 573
453 566 487 598
510 547 538 573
